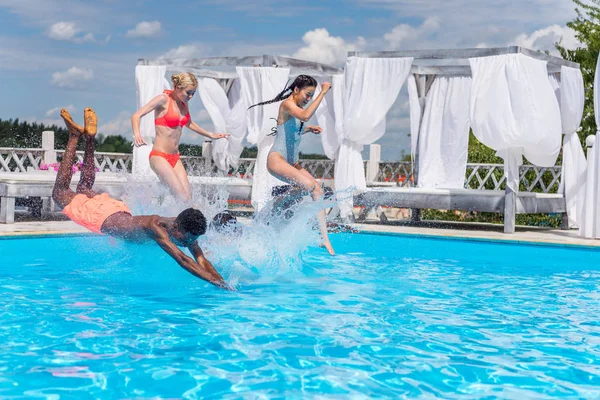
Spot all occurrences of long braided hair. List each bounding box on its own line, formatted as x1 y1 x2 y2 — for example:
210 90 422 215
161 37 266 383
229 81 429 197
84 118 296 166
248 75 318 136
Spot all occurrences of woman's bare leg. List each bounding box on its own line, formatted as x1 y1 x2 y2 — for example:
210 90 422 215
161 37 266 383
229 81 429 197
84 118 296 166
173 160 192 203
267 153 334 255
150 155 190 202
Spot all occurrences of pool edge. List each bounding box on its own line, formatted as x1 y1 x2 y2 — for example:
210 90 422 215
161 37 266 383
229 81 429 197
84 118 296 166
349 226 600 250
2 223 599 251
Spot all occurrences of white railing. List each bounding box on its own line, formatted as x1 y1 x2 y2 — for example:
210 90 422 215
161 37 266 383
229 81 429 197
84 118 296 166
55 150 133 173
0 148 45 172
1 132 563 194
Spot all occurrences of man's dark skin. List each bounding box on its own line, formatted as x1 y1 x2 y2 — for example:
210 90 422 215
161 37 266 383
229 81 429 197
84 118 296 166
53 108 229 289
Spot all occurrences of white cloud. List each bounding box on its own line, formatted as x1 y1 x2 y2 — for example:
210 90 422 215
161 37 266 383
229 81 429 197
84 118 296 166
293 28 365 66
22 115 67 129
47 21 97 43
98 111 132 136
514 24 581 54
126 21 161 38
48 21 78 40
160 44 205 59
82 33 96 42
51 67 94 88
45 105 75 117
384 17 441 50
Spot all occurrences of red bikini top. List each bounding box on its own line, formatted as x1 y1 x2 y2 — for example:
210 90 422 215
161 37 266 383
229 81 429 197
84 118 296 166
154 90 191 128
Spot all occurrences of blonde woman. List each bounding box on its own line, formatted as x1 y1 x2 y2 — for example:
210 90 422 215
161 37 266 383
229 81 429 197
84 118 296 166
132 72 229 202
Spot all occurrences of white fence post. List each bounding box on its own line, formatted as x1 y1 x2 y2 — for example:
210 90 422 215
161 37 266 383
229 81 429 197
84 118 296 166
42 130 56 165
366 144 381 183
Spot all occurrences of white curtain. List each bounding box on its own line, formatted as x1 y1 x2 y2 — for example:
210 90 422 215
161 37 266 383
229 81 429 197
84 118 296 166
549 73 561 100
580 56 600 238
417 75 472 188
197 78 247 172
469 54 562 195
407 75 421 157
133 65 170 176
558 67 586 228
334 57 413 217
314 74 345 160
237 66 290 210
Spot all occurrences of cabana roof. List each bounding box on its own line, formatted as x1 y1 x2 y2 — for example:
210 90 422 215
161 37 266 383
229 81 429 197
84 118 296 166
137 55 343 79
348 46 579 75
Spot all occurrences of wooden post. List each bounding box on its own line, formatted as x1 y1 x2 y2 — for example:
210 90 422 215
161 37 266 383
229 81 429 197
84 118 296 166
0 197 15 224
42 130 56 165
503 156 518 234
202 140 213 173
366 144 381 183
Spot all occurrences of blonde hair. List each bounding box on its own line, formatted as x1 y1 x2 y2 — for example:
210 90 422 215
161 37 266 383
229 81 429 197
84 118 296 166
171 72 198 89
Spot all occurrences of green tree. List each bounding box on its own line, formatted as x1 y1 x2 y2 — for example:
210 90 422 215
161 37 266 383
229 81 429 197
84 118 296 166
96 135 133 153
556 0 600 147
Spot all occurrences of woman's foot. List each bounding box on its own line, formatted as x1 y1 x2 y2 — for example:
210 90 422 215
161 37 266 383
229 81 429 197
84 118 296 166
60 109 84 137
83 107 98 137
320 240 335 256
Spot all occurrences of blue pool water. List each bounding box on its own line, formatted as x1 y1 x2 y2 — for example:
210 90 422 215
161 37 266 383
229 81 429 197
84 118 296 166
1 233 600 398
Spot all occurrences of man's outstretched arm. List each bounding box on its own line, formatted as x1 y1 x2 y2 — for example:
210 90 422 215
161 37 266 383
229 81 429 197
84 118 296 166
153 233 228 288
188 242 232 289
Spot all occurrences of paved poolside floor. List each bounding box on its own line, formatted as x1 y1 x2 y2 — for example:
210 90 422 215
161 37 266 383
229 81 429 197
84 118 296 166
1 215 598 248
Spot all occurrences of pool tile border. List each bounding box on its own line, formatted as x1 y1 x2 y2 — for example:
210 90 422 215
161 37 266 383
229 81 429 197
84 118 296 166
1 220 599 251
350 225 600 251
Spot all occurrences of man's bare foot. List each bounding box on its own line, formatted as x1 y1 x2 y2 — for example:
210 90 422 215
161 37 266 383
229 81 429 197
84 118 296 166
83 107 98 137
60 109 84 137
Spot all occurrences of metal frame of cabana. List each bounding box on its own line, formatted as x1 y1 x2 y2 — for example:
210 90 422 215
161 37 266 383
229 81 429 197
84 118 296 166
137 55 343 92
348 46 579 233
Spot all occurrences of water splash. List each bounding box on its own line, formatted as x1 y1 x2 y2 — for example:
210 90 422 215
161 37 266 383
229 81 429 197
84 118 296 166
118 170 352 287
201 191 342 286
120 174 230 220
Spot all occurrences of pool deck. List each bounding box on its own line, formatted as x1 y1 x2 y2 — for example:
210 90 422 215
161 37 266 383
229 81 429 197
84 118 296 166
1 218 598 248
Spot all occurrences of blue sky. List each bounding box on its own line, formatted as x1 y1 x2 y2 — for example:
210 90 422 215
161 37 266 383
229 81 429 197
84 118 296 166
0 0 580 160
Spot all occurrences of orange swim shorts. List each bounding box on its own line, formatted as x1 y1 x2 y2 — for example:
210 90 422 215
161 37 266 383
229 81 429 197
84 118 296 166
62 193 131 234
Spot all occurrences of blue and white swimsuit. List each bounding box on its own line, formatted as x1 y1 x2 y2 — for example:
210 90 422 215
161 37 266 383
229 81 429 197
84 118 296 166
269 117 304 166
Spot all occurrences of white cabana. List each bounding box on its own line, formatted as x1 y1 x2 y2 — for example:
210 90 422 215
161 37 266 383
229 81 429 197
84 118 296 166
135 56 343 209
348 47 581 232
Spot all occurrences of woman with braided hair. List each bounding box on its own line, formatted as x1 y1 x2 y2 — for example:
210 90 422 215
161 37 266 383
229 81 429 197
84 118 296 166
249 75 334 255
131 72 229 202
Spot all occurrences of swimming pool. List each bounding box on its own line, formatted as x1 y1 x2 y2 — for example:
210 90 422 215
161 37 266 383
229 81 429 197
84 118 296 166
1 233 600 398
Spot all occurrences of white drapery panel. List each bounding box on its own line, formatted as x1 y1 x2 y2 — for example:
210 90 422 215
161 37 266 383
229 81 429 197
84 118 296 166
334 57 413 217
197 78 247 172
558 67 586 228
417 75 472 188
237 67 290 210
549 73 561 100
407 75 421 157
314 74 345 160
469 54 562 194
133 65 170 176
580 56 600 238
